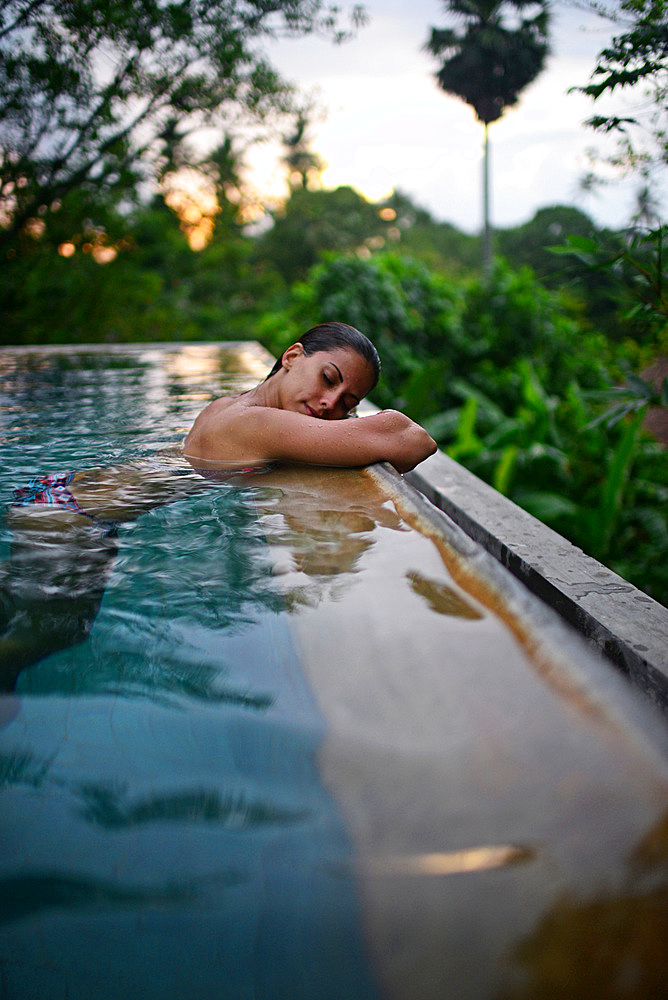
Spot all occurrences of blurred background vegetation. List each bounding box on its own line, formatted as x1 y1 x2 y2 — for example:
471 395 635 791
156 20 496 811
1 0 666 604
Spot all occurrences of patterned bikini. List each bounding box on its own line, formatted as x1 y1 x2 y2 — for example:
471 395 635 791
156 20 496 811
11 464 278 536
12 472 119 536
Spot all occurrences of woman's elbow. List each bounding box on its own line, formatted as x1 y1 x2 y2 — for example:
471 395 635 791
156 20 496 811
380 412 436 473
421 429 438 464
369 410 436 473
394 429 436 473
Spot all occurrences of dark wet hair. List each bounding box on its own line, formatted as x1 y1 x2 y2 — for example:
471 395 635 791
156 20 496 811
266 322 381 389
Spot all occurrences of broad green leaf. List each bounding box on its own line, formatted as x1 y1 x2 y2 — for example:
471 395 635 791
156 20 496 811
493 445 518 495
599 410 644 548
562 235 599 253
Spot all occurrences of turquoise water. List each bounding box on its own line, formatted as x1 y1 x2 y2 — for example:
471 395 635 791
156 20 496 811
2 345 668 1000
0 346 377 999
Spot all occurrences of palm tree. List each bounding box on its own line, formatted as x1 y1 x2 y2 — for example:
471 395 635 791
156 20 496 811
426 0 550 271
282 109 324 191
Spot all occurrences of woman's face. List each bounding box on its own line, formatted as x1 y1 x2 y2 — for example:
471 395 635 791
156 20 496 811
280 345 376 421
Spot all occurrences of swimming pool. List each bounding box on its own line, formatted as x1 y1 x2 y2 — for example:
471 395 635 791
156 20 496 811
1 343 667 1000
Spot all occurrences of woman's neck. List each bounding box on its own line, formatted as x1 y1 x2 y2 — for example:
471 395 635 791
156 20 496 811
244 376 281 410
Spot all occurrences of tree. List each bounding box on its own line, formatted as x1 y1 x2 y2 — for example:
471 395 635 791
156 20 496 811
281 105 325 190
494 205 624 334
553 1 668 344
575 0 667 210
0 0 365 251
425 0 550 271
252 184 390 283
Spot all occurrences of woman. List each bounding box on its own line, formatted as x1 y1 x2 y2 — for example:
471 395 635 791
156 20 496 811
10 323 434 525
1 323 435 688
184 322 437 474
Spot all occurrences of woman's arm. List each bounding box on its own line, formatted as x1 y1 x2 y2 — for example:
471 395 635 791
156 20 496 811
185 406 437 473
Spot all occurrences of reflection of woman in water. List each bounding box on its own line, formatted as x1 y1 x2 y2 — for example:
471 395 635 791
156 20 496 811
1 323 436 690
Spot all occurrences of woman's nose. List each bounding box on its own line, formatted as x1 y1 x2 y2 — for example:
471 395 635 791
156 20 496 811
319 393 339 418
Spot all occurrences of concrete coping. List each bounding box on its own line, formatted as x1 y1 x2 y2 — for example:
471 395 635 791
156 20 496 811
404 449 668 712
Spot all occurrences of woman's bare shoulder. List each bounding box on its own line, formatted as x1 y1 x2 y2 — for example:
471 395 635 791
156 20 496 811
186 395 249 435
183 394 269 462
193 394 243 423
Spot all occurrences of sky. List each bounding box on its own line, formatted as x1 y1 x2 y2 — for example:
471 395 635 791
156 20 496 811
242 0 667 234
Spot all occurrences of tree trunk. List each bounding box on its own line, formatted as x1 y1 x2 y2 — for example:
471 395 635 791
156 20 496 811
482 122 492 275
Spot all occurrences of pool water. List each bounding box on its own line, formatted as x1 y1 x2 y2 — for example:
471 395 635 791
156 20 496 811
1 344 667 1000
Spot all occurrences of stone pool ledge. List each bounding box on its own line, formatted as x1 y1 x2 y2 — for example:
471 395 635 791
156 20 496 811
403 449 668 711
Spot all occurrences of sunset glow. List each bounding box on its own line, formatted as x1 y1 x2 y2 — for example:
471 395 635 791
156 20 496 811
162 169 220 251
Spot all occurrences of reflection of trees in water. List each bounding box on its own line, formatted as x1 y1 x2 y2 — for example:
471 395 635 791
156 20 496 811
19 645 277 707
0 868 245 926
407 570 482 620
0 353 157 470
0 348 256 473
0 748 312 832
77 783 311 830
0 750 53 791
5 488 286 700
498 811 668 1000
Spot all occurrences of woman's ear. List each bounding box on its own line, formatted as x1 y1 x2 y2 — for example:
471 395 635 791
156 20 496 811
281 343 304 370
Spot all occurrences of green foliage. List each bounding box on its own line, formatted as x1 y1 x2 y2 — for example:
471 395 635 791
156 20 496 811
426 360 667 602
0 0 364 248
550 226 668 343
288 251 463 409
292 251 617 415
255 184 484 281
252 185 391 283
0 191 287 344
574 0 667 219
577 0 667 168
581 0 667 94
1 238 182 344
585 369 668 428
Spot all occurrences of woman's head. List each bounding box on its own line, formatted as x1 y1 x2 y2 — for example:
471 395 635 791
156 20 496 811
266 323 380 421
267 323 380 389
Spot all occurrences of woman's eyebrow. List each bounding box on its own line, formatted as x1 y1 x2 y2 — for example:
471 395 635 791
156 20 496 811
329 362 360 404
